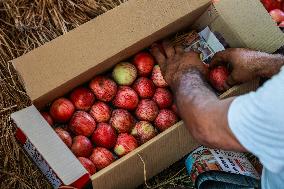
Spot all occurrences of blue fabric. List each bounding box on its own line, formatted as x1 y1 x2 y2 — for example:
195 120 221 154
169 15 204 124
228 67 284 189
196 171 259 189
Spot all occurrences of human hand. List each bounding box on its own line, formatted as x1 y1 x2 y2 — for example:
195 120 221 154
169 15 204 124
150 41 208 89
209 48 268 86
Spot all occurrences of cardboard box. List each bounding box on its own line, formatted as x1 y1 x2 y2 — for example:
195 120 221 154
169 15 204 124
11 0 284 188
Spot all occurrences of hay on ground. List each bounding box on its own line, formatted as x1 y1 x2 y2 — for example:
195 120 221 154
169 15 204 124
0 1 125 188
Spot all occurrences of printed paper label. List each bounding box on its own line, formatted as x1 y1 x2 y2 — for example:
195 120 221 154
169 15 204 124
209 149 260 179
183 27 225 63
185 146 260 183
23 140 62 188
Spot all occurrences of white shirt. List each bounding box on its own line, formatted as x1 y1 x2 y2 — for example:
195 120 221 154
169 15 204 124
228 67 284 189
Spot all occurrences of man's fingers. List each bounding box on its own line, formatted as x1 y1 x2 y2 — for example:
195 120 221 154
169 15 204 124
175 45 184 54
210 50 229 68
162 40 175 58
150 44 166 69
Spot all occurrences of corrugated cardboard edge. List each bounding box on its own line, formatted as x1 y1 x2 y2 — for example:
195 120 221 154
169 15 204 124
214 0 284 53
11 106 88 186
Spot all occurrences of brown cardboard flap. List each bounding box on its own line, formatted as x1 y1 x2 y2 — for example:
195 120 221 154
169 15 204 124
12 0 210 108
214 0 284 53
11 106 87 185
192 4 247 50
90 121 198 189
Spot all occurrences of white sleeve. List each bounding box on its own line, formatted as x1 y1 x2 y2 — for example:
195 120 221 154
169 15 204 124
228 67 284 173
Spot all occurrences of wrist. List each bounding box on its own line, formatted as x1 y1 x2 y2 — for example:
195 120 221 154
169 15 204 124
173 68 204 94
174 68 218 109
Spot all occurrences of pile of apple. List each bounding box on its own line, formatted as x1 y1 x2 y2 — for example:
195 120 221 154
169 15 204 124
40 52 179 175
261 0 284 27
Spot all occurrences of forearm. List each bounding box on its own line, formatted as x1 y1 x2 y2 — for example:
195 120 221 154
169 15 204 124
175 69 218 126
254 53 284 78
175 69 218 145
174 69 246 151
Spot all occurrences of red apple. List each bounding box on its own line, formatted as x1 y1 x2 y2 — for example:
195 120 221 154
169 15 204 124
270 9 284 23
71 136 93 157
50 98 75 123
261 0 281 12
90 147 115 170
208 66 229 92
89 76 117 102
61 124 72 134
132 77 155 98
69 111 96 137
151 65 168 87
114 133 138 157
112 86 139 110
90 102 111 123
154 109 178 132
131 121 157 144
109 109 135 133
78 157 96 175
91 123 117 149
152 88 173 109
70 87 95 111
112 62 137 85
135 99 159 122
133 52 155 76
171 103 179 117
54 127 72 148
41 112 54 126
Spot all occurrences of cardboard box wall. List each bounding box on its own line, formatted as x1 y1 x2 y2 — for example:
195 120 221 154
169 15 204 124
11 0 284 188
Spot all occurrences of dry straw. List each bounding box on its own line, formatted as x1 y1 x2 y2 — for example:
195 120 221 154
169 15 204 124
0 1 126 188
